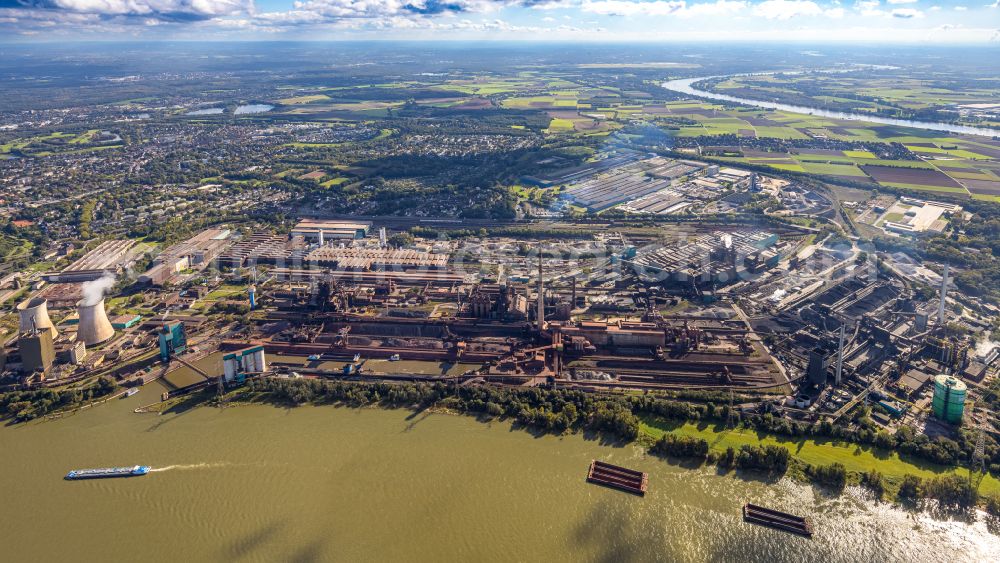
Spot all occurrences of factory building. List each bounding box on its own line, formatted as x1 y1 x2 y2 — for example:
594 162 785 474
291 219 371 241
58 340 87 366
139 228 232 286
807 347 832 386
218 232 307 269
467 284 529 320
305 247 449 271
628 230 780 287
42 239 136 283
18 329 55 375
271 268 465 286
158 321 187 362
223 346 266 383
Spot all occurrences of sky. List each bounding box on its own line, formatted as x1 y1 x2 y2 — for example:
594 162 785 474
0 0 998 42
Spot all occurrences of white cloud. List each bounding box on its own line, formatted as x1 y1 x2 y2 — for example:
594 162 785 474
579 0 685 16
753 0 823 19
891 7 921 17
678 0 747 17
575 0 753 17
0 0 993 40
856 0 883 16
18 0 253 18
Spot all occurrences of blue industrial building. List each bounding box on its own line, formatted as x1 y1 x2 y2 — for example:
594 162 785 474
158 321 187 362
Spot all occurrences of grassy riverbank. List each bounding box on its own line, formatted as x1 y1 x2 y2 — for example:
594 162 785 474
146 377 1000 514
641 416 1000 497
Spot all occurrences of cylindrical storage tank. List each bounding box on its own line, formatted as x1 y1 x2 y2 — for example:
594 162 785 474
931 375 966 424
77 298 115 346
17 297 58 339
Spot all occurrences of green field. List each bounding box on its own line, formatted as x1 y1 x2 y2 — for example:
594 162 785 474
641 418 1000 496
320 177 349 188
504 95 578 109
545 118 576 132
799 162 868 176
843 150 876 159
278 94 331 105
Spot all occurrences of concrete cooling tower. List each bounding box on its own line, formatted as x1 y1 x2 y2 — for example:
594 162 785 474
77 298 115 346
17 297 58 339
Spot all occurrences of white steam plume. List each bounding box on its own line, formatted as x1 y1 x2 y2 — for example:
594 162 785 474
80 273 116 307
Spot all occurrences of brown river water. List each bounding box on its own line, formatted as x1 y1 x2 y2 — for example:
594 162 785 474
1 378 998 562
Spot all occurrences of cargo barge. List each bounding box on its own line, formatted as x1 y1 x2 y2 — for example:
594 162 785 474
586 460 648 496
65 465 150 480
742 503 813 537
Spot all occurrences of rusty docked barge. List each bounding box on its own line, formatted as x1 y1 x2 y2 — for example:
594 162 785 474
742 503 813 537
586 460 648 496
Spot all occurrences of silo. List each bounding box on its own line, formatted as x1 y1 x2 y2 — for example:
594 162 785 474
931 375 966 424
17 297 58 339
76 298 115 346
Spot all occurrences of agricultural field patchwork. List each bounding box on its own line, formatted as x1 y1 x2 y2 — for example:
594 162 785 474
653 99 1000 198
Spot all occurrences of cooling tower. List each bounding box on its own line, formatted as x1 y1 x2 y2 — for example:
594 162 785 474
77 298 115 346
17 297 58 339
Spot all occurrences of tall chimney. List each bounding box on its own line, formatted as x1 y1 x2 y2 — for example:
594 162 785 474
938 264 949 328
17 297 57 339
77 298 115 346
835 324 845 385
537 248 544 333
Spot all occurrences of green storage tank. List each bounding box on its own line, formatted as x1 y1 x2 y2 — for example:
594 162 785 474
931 375 966 424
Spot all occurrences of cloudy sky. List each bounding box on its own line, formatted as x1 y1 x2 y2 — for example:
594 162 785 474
0 0 998 42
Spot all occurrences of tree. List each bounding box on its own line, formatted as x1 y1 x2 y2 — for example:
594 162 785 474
898 474 922 502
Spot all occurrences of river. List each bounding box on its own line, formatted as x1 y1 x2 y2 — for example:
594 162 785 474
2 382 998 562
661 76 1000 139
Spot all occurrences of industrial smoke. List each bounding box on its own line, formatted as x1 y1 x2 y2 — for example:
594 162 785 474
81 273 116 307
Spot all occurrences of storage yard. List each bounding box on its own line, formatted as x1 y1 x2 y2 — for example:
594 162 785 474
562 157 705 211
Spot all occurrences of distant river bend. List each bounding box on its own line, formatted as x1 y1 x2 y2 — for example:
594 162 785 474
661 76 1000 138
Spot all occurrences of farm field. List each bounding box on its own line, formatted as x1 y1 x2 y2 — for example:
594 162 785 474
654 99 1000 198
254 72 1000 199
708 72 1000 129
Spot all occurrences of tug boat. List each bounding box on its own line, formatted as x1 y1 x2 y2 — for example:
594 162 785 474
65 465 150 480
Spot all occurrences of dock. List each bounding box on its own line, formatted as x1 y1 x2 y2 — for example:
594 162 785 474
742 503 813 537
586 460 648 496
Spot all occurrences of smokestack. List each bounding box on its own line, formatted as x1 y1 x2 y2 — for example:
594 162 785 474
17 297 57 339
537 248 544 333
835 324 845 386
77 298 115 346
938 264 949 328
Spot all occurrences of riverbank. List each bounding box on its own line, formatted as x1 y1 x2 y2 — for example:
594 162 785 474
6 395 999 561
641 417 1000 499
661 75 1000 138
187 377 1000 518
